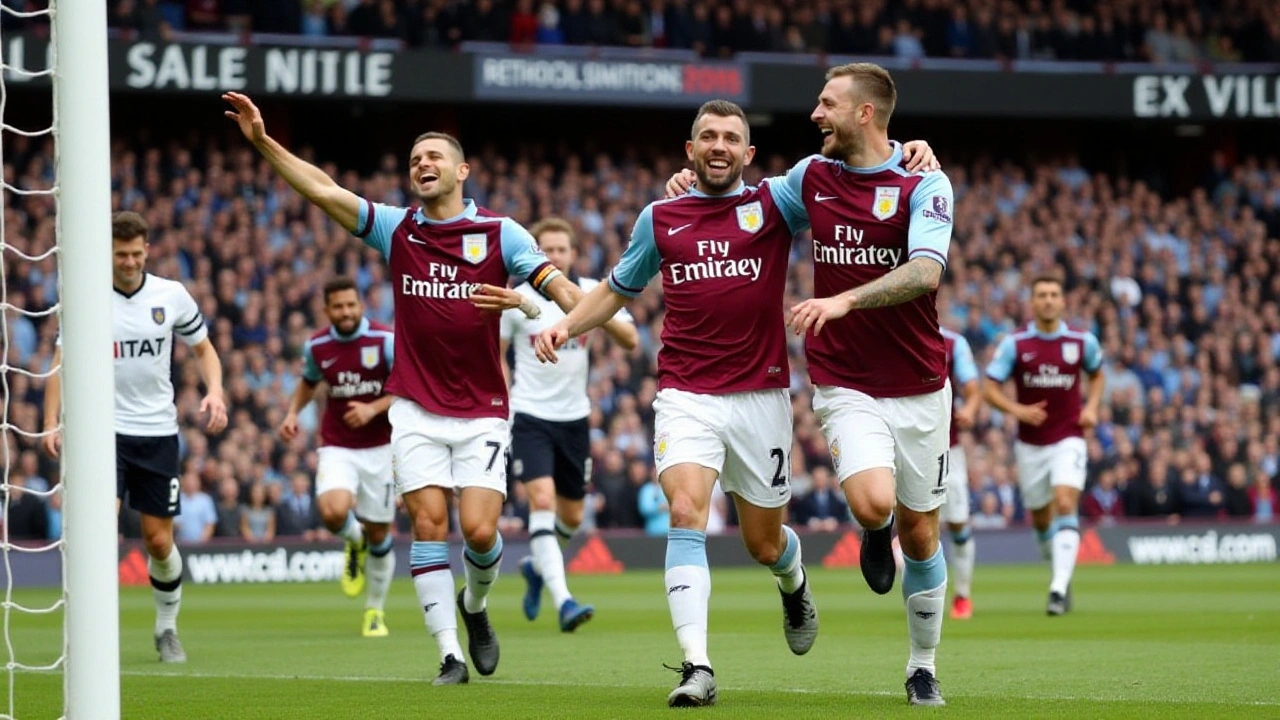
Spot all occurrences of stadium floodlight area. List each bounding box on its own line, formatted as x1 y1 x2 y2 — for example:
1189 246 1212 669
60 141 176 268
0 0 120 717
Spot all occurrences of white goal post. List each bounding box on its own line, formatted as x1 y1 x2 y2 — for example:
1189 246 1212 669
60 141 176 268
54 0 121 718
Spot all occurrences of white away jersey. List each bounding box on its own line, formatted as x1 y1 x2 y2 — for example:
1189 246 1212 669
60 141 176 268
110 273 208 435
500 277 632 422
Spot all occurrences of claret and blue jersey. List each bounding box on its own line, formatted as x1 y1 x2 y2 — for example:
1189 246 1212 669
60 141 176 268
985 320 1103 446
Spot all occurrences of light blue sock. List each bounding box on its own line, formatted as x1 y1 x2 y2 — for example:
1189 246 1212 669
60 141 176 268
768 525 805 593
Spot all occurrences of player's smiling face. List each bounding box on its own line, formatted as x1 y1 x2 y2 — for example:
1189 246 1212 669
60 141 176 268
111 235 148 291
1032 281 1065 324
813 76 871 160
685 113 755 195
408 138 469 203
325 288 364 336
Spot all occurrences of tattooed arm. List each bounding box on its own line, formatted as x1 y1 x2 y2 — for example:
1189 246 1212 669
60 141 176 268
788 258 942 336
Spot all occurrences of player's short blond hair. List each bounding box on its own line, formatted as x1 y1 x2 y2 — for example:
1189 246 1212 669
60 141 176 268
691 99 750 145
529 217 578 250
825 63 896 128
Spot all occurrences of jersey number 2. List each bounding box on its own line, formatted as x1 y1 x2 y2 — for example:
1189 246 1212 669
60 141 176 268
770 448 788 488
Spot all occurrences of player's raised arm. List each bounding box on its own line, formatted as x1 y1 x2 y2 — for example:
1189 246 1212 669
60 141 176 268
223 92 361 233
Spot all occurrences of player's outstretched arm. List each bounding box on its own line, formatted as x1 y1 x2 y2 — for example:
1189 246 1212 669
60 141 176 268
535 283 629 364
222 92 361 233
41 346 62 458
192 338 228 434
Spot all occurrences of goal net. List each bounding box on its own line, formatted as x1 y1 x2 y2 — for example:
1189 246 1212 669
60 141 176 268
2 1 120 718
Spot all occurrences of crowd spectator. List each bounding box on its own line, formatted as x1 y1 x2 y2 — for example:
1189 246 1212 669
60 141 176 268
4 119 1280 542
101 0 1280 63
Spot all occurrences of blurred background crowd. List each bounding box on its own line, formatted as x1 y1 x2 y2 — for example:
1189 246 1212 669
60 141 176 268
72 0 1280 63
3 118 1278 544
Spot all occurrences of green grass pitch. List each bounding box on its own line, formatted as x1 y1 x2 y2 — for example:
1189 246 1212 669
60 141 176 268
5 563 1279 718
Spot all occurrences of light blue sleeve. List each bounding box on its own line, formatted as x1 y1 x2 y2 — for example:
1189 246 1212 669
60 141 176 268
766 155 816 234
354 199 407 259
985 335 1017 382
383 333 395 370
607 205 662 297
908 171 954 268
301 341 322 384
952 334 980 385
500 219 561 290
1083 333 1102 373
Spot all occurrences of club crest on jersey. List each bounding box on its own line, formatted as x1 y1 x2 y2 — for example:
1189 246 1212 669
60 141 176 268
736 201 764 233
361 346 380 369
872 187 900 221
462 234 488 264
151 307 165 325
1062 343 1079 365
655 431 670 461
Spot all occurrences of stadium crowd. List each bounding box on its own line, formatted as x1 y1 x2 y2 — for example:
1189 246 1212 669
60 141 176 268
85 0 1280 63
3 130 1279 544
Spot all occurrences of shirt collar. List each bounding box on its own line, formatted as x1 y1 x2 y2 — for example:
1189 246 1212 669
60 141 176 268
1027 320 1068 339
835 140 903 175
690 181 748 198
329 317 370 342
415 199 478 225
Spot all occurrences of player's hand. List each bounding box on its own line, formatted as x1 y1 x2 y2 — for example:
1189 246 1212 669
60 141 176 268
42 429 61 459
1014 400 1049 427
470 284 523 314
222 92 267 144
279 413 300 442
534 323 571 364
201 392 228 433
789 295 854 337
954 403 978 430
901 140 941 173
343 401 378 428
1078 406 1099 429
664 169 697 199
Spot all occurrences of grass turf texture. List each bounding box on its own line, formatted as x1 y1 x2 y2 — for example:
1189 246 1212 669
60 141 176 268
5 563 1278 718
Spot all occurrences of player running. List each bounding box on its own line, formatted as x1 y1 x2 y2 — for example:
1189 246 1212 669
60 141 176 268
224 92 584 685
500 217 639 633
940 326 982 620
280 277 396 637
536 101 818 708
43 211 228 664
983 275 1104 616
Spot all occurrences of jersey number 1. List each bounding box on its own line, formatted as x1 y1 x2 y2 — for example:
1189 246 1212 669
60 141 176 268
936 453 948 488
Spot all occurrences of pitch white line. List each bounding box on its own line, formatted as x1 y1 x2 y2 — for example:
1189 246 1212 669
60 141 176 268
118 670 1280 707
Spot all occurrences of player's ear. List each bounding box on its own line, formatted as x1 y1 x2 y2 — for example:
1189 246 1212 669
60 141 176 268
456 161 470 181
743 145 756 166
685 139 695 163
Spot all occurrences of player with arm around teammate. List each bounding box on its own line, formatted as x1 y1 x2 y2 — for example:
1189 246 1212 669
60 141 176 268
499 217 639 633
279 277 397 637
43 211 228 663
982 275 1104 616
537 100 818 708
940 326 982 619
224 92 584 685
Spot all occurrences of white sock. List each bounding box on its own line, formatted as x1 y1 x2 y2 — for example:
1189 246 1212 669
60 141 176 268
148 546 183 635
410 541 462 662
950 530 975 599
1049 517 1080 596
462 534 504 614
902 547 947 677
666 528 711 668
366 537 396 611
530 510 573 609
769 525 805 594
336 512 365 545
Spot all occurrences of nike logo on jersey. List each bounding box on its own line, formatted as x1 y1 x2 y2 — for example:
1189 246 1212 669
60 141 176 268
321 358 339 368
814 192 838 202
668 223 693 235
406 234 429 245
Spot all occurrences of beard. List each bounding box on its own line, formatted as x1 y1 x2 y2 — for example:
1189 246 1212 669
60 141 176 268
821 126 861 161
333 318 360 335
416 175 456 203
693 155 743 194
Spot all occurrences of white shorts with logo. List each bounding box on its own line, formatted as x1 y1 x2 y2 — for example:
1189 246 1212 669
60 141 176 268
942 444 970 525
653 388 792 510
1014 436 1087 511
316 445 396 523
389 398 510 497
812 383 952 513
